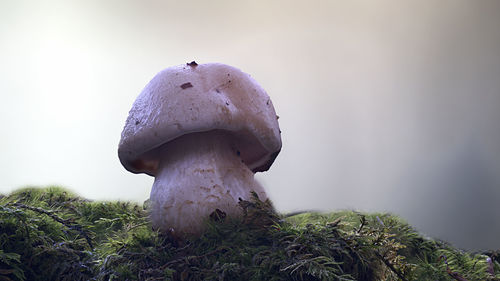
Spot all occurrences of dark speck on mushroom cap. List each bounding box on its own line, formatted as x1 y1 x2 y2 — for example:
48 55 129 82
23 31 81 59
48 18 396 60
180 82 193 89
118 62 282 176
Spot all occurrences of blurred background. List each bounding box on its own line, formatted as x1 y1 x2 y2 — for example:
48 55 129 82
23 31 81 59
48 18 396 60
1 0 499 250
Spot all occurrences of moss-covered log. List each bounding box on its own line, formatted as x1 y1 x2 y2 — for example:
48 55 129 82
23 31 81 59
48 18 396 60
0 187 499 281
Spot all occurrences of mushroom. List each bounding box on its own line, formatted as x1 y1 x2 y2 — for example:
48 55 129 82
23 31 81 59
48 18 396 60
118 62 281 238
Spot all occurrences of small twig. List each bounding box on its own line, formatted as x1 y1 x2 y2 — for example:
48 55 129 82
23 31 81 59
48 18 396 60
374 251 408 281
11 202 94 248
282 210 320 218
126 221 149 232
327 217 343 228
438 255 469 281
12 202 69 224
356 214 366 234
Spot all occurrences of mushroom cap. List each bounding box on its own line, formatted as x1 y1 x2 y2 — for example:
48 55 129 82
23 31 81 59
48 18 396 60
118 62 282 176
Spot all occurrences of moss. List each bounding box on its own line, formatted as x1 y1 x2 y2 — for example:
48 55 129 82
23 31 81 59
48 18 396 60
0 186 499 281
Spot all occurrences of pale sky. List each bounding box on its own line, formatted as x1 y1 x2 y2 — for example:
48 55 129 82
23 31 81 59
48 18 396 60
1 0 500 250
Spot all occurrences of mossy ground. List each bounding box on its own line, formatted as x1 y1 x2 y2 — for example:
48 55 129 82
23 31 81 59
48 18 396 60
0 186 499 281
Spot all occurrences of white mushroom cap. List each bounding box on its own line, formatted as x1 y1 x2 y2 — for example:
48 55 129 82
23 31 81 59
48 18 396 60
118 62 281 176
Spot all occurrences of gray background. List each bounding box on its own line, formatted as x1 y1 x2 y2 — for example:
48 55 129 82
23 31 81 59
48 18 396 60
1 0 499 250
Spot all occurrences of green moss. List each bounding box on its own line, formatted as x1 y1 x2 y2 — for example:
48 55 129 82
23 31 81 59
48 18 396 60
0 186 499 281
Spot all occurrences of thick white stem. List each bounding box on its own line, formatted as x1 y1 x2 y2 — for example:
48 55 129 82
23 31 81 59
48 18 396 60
150 131 267 237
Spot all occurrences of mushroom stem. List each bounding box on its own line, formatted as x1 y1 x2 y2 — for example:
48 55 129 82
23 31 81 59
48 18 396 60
150 130 267 237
